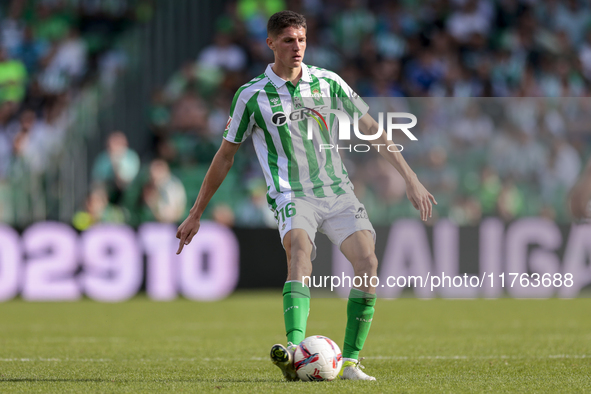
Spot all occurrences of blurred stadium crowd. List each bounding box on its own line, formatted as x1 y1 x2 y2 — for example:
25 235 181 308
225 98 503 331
0 0 152 225
1 0 591 228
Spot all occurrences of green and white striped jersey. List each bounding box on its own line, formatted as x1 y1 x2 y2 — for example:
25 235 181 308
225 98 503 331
223 63 368 208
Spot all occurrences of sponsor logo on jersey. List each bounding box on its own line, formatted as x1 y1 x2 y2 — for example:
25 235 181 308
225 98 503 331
290 107 329 132
270 97 281 107
272 112 287 126
275 99 418 153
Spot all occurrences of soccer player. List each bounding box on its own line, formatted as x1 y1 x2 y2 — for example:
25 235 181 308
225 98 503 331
176 10 436 381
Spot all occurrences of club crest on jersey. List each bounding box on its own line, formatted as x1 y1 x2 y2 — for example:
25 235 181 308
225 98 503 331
312 89 322 99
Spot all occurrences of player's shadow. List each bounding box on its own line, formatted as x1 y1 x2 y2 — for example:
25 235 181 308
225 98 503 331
1 378 279 383
1 378 113 382
192 378 282 383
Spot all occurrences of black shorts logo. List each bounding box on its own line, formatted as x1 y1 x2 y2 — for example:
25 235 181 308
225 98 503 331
355 207 368 219
272 112 287 126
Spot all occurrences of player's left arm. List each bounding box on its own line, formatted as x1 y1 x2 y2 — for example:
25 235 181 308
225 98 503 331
356 112 437 221
569 158 591 219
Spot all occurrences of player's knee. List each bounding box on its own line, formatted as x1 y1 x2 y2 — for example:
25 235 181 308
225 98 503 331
354 253 378 276
368 254 379 273
284 230 312 255
291 249 312 269
286 243 311 262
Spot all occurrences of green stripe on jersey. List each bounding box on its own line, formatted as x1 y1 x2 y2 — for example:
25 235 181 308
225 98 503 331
266 187 277 210
263 82 305 197
293 83 326 197
252 90 282 196
309 75 345 195
234 96 254 143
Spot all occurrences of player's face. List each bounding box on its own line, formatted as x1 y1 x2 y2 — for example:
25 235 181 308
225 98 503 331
268 26 307 69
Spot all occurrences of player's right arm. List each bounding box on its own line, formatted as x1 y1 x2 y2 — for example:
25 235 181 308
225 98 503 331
176 139 241 254
176 84 255 254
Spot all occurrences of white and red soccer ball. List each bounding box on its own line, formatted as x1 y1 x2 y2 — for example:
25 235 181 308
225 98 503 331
293 335 343 381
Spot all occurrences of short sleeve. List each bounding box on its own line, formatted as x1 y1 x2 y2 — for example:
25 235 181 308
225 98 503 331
334 74 369 119
223 89 254 144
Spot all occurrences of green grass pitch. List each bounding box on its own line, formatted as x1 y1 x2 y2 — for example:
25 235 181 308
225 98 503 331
0 293 590 393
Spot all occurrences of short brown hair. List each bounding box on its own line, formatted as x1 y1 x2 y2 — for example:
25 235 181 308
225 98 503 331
267 10 307 37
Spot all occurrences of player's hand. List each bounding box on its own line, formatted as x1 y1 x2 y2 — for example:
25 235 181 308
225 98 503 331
405 177 437 221
176 214 201 254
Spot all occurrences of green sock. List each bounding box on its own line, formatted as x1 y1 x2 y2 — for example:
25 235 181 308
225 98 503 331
343 288 376 360
283 281 310 345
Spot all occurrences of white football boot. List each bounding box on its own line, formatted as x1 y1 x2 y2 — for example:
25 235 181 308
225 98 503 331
338 357 376 381
270 342 299 381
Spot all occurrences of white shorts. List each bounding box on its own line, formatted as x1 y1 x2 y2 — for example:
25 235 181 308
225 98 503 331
273 192 376 261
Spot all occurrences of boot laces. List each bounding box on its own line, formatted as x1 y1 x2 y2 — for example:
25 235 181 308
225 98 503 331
354 357 366 370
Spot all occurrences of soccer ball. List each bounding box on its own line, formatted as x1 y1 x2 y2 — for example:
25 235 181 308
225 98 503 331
293 335 343 381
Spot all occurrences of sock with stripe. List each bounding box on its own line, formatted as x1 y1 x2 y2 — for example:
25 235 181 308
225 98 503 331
283 281 310 345
343 288 376 360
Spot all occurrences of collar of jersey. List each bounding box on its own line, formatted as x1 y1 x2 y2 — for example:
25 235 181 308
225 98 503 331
265 62 312 89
